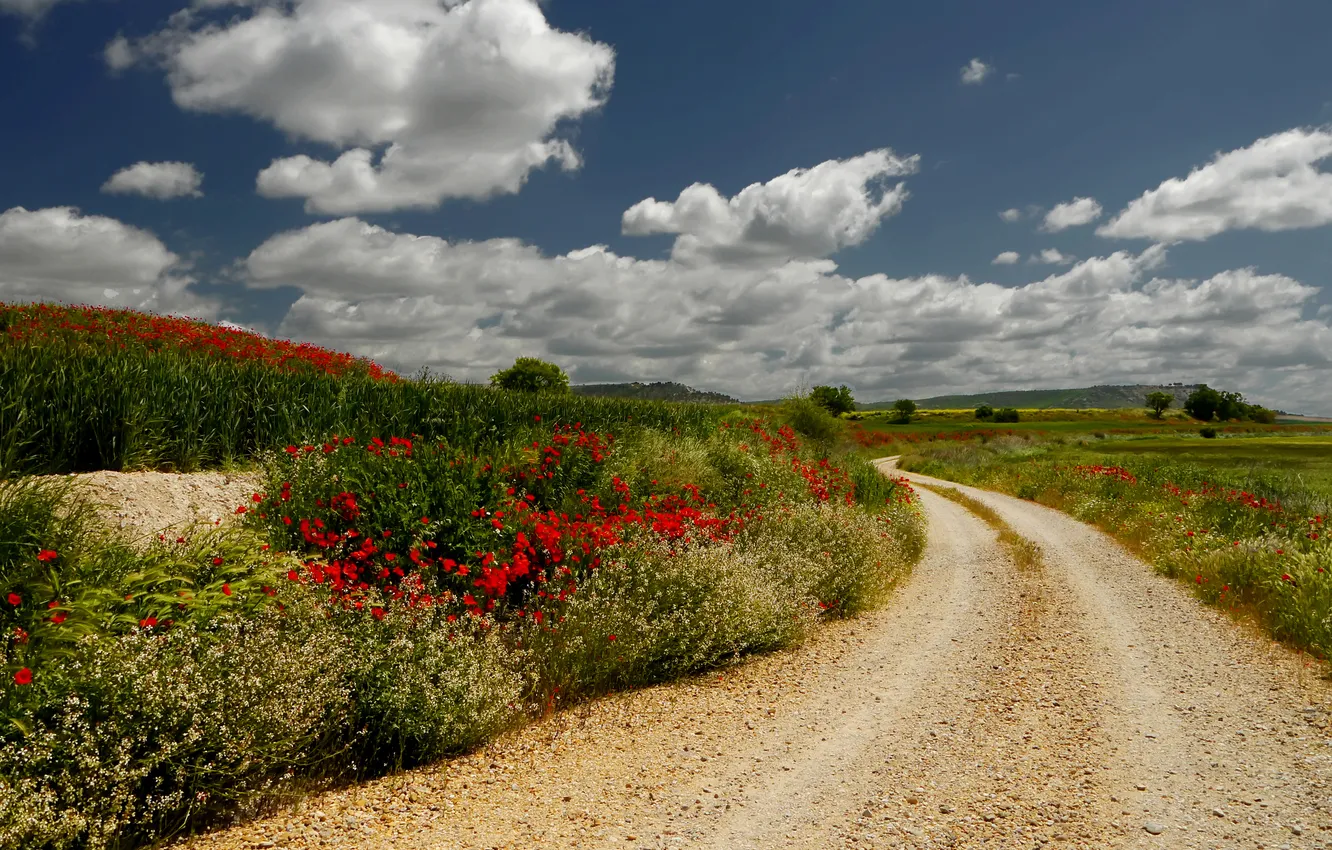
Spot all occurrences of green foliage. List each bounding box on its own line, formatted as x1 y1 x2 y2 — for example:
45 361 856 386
0 419 926 848
1200 426 1218 439
974 404 994 420
0 343 720 477
489 357 570 393
1184 385 1273 424
1184 385 1222 421
898 435 1332 655
891 399 918 424
1145 391 1174 419
781 396 844 452
809 385 856 416
992 407 1020 423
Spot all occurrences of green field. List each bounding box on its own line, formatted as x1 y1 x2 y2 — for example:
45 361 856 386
1063 435 1332 488
897 423 1332 659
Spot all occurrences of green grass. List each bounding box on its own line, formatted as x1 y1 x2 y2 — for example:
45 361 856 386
898 431 1332 657
0 306 927 849
0 342 732 476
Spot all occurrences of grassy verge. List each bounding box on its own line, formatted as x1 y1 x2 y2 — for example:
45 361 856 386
0 415 924 850
899 435 1331 653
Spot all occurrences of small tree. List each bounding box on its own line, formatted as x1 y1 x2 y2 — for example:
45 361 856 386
489 357 570 393
974 404 994 420
993 407 1020 423
810 385 856 416
1145 391 1174 419
892 398 918 424
1183 385 1222 421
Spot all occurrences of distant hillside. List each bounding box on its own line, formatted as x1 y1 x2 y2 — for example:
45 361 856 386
572 381 738 404
864 384 1204 411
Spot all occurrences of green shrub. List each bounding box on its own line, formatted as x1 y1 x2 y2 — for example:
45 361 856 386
992 408 1020 423
974 404 994 420
1200 426 1218 439
809 385 856 416
489 357 570 393
780 396 843 452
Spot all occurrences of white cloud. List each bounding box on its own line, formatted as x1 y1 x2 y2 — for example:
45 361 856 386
102 161 204 200
1040 196 1102 232
0 0 74 18
1099 127 1332 241
1030 248 1076 265
0 206 213 314
998 208 1022 223
241 208 1332 413
960 58 992 85
115 0 615 214
992 251 1020 265
620 149 919 266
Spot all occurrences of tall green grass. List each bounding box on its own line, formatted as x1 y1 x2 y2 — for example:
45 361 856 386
0 343 729 476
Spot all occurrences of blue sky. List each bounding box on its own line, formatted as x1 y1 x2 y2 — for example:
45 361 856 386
2 0 1331 412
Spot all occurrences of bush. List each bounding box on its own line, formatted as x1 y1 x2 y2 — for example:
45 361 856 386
781 396 843 452
1145 391 1174 419
489 357 570 393
0 424 927 849
809 385 856 416
992 408 1020 423
974 404 994 420
891 399 917 424
1200 426 1218 439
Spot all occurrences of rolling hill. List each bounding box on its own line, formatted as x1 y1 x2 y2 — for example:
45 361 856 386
572 381 739 404
861 384 1204 411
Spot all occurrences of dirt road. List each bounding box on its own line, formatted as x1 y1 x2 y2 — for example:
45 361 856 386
191 463 1332 850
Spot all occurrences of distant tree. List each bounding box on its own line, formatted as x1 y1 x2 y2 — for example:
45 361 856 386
810 385 856 416
1248 406 1277 425
892 398 918 423
490 357 570 393
1145 391 1174 419
1183 385 1222 421
992 408 1021 423
974 404 994 420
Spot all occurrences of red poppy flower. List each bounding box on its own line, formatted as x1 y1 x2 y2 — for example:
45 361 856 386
36 550 58 563
12 668 31 686
49 612 66 625
222 583 232 596
5 593 19 606
212 557 224 566
140 617 158 628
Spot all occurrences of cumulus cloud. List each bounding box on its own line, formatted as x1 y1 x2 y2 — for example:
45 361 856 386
114 0 615 214
1040 196 1102 232
999 208 1022 223
960 58 992 85
992 251 1020 265
102 161 204 200
240 211 1332 413
0 206 213 314
1030 248 1076 265
620 149 919 266
1099 127 1332 241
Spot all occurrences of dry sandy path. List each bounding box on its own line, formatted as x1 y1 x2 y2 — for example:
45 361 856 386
183 463 1332 850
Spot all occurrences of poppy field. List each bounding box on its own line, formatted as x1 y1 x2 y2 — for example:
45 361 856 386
898 433 1332 654
0 304 924 850
0 304 726 476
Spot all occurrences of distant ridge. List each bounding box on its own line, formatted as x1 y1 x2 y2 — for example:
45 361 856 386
864 383 1204 411
572 381 738 404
